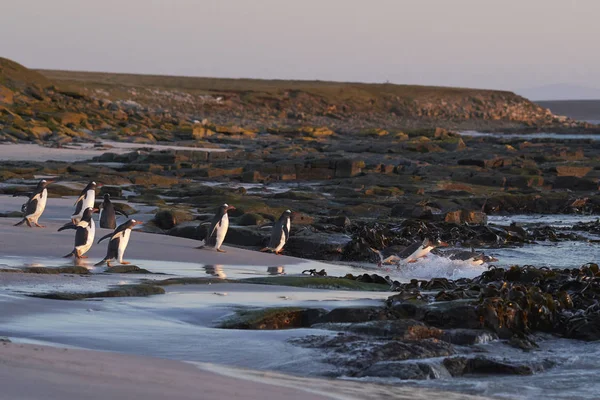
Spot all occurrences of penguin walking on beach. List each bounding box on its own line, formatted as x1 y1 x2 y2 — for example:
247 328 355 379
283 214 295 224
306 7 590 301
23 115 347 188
71 181 97 224
14 179 53 228
99 193 128 229
95 219 143 267
196 203 236 252
261 210 292 255
58 207 97 259
375 237 449 265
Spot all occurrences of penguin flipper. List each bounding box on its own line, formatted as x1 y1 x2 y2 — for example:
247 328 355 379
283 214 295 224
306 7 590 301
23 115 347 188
63 250 75 258
97 233 113 244
58 223 77 232
94 258 108 266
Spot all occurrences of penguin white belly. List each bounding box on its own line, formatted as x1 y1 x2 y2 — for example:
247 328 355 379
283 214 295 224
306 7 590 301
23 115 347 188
76 221 95 256
30 189 48 223
405 245 434 262
118 229 131 263
469 258 485 266
274 220 290 252
215 215 229 249
83 190 95 210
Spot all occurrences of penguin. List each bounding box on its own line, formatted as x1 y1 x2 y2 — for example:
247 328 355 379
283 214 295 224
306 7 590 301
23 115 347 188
439 249 499 266
14 179 53 228
260 210 292 255
71 181 97 224
58 207 97 259
95 219 143 267
196 204 236 252
375 237 449 265
99 193 128 229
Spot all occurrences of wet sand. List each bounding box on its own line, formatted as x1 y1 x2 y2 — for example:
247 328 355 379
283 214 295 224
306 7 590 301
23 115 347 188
0 342 490 400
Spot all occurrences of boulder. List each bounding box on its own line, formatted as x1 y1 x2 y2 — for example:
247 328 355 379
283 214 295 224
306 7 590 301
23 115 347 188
444 210 487 225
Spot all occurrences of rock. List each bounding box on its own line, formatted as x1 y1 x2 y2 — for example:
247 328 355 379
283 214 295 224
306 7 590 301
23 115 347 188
311 320 443 340
334 159 363 178
323 215 351 228
153 209 194 230
106 265 153 274
315 307 391 324
99 185 123 198
220 307 327 329
553 176 598 191
358 361 448 379
223 226 269 247
237 213 269 226
465 356 537 376
57 112 87 126
285 231 351 260
554 165 592 177
444 210 487 225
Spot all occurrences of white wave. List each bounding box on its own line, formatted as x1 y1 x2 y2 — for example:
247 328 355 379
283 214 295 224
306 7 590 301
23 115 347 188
378 254 488 281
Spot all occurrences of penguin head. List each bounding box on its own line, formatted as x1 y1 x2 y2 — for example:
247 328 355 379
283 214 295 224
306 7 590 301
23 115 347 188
38 179 54 188
221 203 236 213
103 193 110 201
126 219 144 229
82 207 99 221
281 209 292 220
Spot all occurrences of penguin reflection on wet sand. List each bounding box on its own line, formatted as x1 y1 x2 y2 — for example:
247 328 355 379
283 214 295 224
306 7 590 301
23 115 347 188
71 181 98 224
14 179 53 228
99 193 128 229
58 207 98 259
95 219 143 267
261 210 292 255
196 204 236 252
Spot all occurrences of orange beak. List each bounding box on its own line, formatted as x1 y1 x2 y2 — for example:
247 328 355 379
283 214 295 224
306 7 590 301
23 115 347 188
133 220 143 226
439 241 449 247
226 205 236 212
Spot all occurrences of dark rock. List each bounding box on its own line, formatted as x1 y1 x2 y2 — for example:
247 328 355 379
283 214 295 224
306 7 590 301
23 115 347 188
220 307 328 329
316 307 392 324
444 210 487 225
311 320 443 340
553 176 598 191
358 361 448 379
285 231 351 260
105 265 153 274
237 213 268 226
99 185 123 198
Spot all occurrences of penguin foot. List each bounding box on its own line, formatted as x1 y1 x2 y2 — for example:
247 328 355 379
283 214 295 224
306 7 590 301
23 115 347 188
106 261 113 267
80 256 89 259
407 259 418 263
275 250 283 256
216 248 227 253
34 223 45 228
120 261 131 265
25 220 33 228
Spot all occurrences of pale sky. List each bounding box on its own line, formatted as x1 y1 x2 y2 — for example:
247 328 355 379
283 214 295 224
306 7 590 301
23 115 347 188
2 0 599 98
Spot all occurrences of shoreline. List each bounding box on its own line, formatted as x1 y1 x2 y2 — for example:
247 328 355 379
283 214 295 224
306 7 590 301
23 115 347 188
0 341 490 400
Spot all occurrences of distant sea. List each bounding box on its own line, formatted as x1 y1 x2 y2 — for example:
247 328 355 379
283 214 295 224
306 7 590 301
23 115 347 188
536 100 600 124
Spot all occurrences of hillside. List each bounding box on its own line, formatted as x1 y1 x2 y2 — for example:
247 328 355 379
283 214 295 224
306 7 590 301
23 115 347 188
0 57 593 145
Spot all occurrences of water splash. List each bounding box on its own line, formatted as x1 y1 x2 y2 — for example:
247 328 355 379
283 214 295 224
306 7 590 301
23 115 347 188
378 254 488 281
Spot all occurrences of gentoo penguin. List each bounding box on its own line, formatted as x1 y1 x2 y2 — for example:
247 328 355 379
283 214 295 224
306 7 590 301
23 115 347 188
58 207 98 259
197 204 236 252
99 193 128 229
260 210 292 255
71 181 97 224
95 219 143 266
375 237 449 265
441 249 499 266
14 179 53 228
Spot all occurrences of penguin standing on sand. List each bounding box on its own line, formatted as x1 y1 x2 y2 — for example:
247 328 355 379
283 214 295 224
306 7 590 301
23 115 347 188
99 193 128 229
71 181 97 224
58 207 97 259
95 219 143 266
196 203 236 252
261 210 292 255
14 179 53 228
